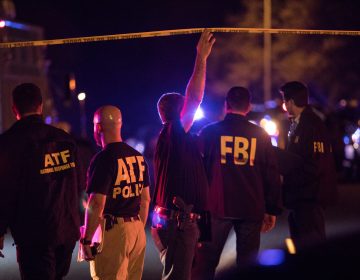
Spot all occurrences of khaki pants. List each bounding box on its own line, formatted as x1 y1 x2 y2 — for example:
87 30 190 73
90 217 146 280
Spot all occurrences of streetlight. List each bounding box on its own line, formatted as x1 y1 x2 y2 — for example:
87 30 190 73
77 91 87 138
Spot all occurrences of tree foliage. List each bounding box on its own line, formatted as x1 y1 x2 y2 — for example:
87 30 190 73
207 0 360 108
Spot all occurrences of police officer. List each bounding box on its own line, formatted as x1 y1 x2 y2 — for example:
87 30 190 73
81 105 151 280
280 81 337 251
0 83 81 279
192 87 283 279
151 30 215 280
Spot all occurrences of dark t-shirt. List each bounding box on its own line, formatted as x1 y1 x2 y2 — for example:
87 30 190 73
87 142 150 217
199 113 282 220
153 120 208 213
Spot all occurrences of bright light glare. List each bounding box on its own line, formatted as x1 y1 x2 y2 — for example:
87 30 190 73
0 20 5 28
194 107 204 121
282 102 287 111
260 118 278 136
77 92 86 101
352 128 360 144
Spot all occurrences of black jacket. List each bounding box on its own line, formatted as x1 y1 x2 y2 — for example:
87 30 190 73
199 113 282 220
283 106 338 209
0 115 81 246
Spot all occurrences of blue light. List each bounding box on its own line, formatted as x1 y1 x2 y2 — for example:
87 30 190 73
343 136 350 145
4 20 31 31
151 211 167 228
258 249 285 266
45 116 52 124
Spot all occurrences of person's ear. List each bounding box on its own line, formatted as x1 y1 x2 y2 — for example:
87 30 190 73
12 105 20 120
95 123 103 133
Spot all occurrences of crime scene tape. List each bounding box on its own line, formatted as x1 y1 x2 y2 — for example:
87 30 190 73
1 27 360 49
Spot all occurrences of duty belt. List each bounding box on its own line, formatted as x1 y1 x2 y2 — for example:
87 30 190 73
154 205 201 222
103 214 140 231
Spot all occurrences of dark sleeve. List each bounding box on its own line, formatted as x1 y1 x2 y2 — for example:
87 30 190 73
86 152 115 195
262 136 283 215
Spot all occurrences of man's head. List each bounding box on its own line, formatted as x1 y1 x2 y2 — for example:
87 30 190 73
225 86 251 115
93 105 122 147
280 81 309 115
157 93 185 123
12 83 43 120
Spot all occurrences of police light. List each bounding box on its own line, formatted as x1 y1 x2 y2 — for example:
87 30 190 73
77 92 86 101
0 20 5 28
260 116 279 137
194 107 204 121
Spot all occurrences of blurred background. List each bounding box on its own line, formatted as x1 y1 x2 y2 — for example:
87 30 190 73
1 0 360 279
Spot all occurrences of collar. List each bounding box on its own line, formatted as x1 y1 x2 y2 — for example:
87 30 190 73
224 113 248 121
18 114 44 124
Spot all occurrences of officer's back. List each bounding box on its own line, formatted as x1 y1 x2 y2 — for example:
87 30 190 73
0 83 81 280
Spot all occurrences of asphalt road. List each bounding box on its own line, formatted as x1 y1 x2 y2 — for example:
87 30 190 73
1 183 359 280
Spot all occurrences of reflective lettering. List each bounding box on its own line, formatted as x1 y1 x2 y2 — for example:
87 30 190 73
234 137 249 165
221 136 233 164
122 186 130 198
115 159 130 185
60 150 70 163
221 136 257 166
126 156 137 183
136 156 145 182
51 152 61 165
249 138 257 166
113 187 121 199
44 154 55 167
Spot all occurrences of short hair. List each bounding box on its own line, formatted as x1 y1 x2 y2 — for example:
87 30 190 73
226 87 251 112
12 83 43 115
280 81 308 107
157 93 185 123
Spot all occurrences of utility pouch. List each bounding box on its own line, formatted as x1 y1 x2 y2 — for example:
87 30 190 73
104 214 118 231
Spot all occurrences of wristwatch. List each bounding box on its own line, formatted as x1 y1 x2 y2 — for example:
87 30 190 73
79 238 92 245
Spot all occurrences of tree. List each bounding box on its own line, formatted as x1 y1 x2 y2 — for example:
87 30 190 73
207 0 360 111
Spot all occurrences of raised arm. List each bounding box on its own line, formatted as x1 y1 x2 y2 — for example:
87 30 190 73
181 30 215 132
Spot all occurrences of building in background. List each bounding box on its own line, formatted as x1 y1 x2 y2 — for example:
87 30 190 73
0 0 55 132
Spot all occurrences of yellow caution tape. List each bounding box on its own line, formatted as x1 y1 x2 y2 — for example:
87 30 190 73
1 27 360 49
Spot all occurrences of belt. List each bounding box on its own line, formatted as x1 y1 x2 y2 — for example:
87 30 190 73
118 216 140 222
104 214 140 223
154 206 201 222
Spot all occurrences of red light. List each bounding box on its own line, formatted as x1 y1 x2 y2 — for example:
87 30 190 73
0 20 5 28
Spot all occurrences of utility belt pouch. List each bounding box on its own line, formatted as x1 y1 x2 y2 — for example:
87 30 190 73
104 214 118 231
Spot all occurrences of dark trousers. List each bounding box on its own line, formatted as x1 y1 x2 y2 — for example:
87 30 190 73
16 242 75 280
151 219 200 280
191 216 262 280
288 203 326 251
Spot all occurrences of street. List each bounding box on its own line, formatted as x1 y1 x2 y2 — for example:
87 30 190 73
1 183 359 280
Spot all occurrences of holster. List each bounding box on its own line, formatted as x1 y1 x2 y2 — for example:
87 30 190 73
104 214 118 231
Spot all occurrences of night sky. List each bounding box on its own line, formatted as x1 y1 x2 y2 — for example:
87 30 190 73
11 0 242 140
9 0 360 141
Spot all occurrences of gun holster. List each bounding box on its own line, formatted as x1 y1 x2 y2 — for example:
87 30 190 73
104 214 118 231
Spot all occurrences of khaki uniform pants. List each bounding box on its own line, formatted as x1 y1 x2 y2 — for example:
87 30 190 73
90 217 146 280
